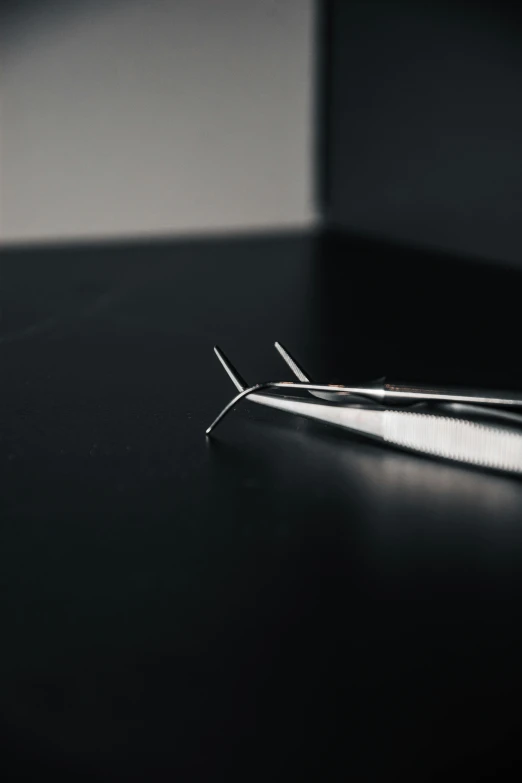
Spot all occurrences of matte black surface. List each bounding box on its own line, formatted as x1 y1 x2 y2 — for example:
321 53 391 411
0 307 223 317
324 0 522 266
1 233 522 780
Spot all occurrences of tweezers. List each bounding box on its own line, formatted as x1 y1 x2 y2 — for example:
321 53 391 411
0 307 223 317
207 343 522 474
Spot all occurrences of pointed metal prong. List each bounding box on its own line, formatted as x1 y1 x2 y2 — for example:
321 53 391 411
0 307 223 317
274 341 311 383
213 345 247 392
275 341 354 404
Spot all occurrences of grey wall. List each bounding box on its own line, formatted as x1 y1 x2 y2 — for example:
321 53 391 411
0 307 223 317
326 0 522 265
0 0 316 244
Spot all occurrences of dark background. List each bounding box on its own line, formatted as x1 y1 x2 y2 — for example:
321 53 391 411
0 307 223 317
323 0 522 265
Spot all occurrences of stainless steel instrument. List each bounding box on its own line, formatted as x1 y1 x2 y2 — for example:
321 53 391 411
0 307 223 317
206 344 522 475
273 341 522 409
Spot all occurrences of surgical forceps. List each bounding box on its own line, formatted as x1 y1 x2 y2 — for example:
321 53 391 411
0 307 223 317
206 343 522 474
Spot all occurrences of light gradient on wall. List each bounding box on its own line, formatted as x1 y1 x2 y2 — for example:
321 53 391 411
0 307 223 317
0 0 317 244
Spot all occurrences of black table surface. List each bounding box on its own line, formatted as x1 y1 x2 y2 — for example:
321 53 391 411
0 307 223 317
1 232 522 781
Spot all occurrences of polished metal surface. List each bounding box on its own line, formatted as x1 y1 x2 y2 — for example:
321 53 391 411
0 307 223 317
275 342 522 409
274 341 365 403
208 345 522 474
382 382 522 407
275 340 381 404
205 378 377 435
214 345 247 392
274 341 309 383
